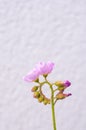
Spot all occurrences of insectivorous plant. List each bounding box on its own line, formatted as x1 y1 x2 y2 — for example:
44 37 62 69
23 61 72 130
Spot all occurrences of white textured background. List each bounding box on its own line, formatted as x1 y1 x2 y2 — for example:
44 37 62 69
0 0 86 130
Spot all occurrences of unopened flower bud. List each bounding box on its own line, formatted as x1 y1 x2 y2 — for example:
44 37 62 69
55 81 64 87
64 80 71 87
56 93 65 100
56 93 72 100
67 93 72 96
58 86 64 91
31 86 38 92
47 99 50 104
43 99 48 105
33 92 40 98
38 96 44 103
55 81 65 91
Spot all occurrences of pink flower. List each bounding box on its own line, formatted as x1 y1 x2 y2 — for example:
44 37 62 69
24 61 54 82
36 61 54 75
23 69 40 82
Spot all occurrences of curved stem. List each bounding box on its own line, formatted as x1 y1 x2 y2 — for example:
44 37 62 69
39 84 50 101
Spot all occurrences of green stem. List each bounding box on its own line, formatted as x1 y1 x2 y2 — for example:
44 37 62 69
51 87 57 130
39 78 57 130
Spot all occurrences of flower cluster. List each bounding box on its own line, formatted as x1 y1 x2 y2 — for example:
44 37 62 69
24 61 72 105
55 80 71 101
32 86 50 105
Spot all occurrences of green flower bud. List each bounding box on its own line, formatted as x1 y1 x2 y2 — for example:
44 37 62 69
31 86 38 92
47 100 50 104
55 81 64 87
55 81 65 91
43 99 48 105
33 91 40 98
38 96 44 103
58 86 64 91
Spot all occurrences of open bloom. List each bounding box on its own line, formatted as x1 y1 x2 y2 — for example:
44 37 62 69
23 69 40 82
23 61 54 82
35 61 54 75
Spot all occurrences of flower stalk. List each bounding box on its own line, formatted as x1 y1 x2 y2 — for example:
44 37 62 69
50 85 57 130
23 61 72 130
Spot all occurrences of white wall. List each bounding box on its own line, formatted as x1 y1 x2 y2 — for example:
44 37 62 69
0 0 86 130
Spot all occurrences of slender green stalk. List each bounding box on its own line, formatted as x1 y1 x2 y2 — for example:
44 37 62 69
51 87 57 130
42 77 57 130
